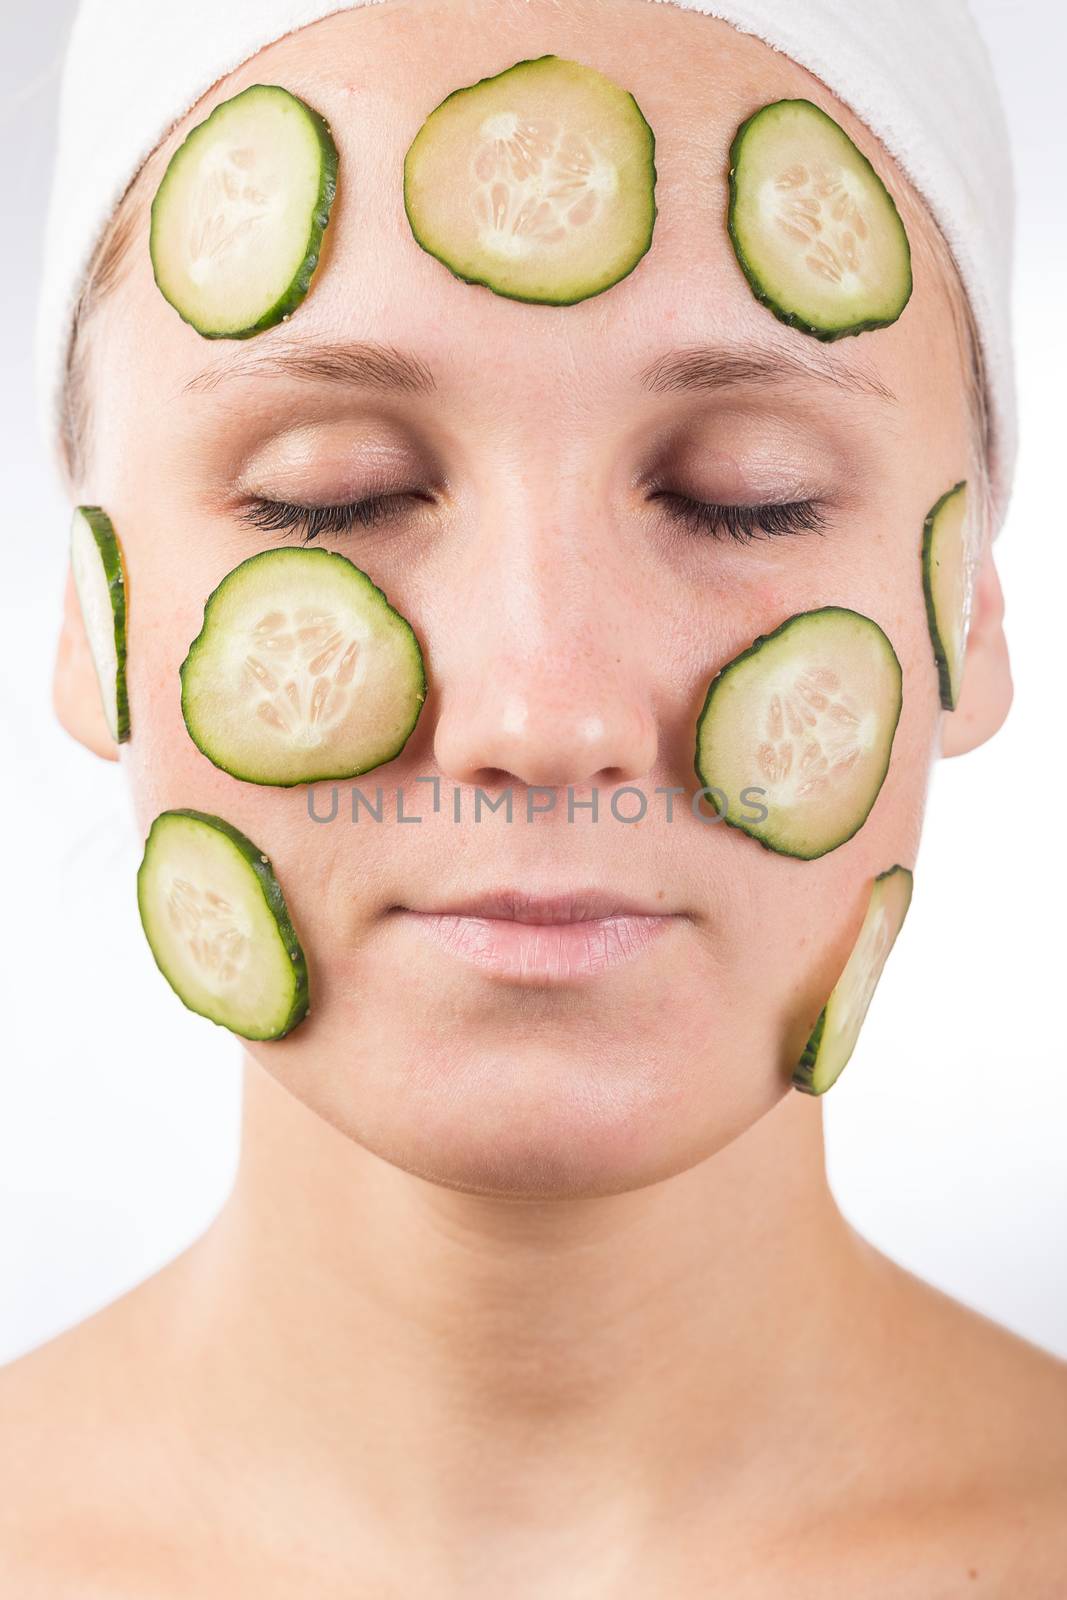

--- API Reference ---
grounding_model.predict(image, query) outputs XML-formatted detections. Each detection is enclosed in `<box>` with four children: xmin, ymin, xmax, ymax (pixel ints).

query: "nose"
<box><xmin>431</xmin><ymin>485</ymin><xmax>660</xmax><ymax>792</ymax></box>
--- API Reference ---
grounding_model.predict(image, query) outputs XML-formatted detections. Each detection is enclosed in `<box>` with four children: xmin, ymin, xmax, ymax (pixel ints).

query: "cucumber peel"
<box><xmin>921</xmin><ymin>480</ymin><xmax>969</xmax><ymax>710</ymax></box>
<box><xmin>694</xmin><ymin>607</ymin><xmax>903</xmax><ymax>860</ymax></box>
<box><xmin>180</xmin><ymin>546</ymin><xmax>427</xmax><ymax>787</ymax></box>
<box><xmin>137</xmin><ymin>808</ymin><xmax>309</xmax><ymax>1040</ymax></box>
<box><xmin>727</xmin><ymin>98</ymin><xmax>912</xmax><ymax>340</ymax></box>
<box><xmin>793</xmin><ymin>864</ymin><xmax>913</xmax><ymax>1095</ymax></box>
<box><xmin>149</xmin><ymin>83</ymin><xmax>339</xmax><ymax>338</ymax></box>
<box><xmin>403</xmin><ymin>54</ymin><xmax>656</xmax><ymax>305</ymax></box>
<box><xmin>69</xmin><ymin>505</ymin><xmax>130</xmax><ymax>744</ymax></box>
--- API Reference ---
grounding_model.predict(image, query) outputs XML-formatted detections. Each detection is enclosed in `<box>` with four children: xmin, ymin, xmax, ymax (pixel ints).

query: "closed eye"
<box><xmin>650</xmin><ymin>491</ymin><xmax>829</xmax><ymax>542</ymax></box>
<box><xmin>237</xmin><ymin>492</ymin><xmax>422</xmax><ymax>543</ymax></box>
<box><xmin>236</xmin><ymin>489</ymin><xmax>829</xmax><ymax>545</ymax></box>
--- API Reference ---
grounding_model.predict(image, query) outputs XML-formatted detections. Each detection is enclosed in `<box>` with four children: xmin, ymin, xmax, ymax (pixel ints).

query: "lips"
<box><xmin>389</xmin><ymin>886</ymin><xmax>684</xmax><ymax>982</ymax></box>
<box><xmin>398</xmin><ymin>887</ymin><xmax>673</xmax><ymax>924</ymax></box>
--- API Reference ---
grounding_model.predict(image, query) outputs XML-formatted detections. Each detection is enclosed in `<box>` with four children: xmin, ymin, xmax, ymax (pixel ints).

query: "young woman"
<box><xmin>5</xmin><ymin>0</ymin><xmax>1065</xmax><ymax>1591</ymax></box>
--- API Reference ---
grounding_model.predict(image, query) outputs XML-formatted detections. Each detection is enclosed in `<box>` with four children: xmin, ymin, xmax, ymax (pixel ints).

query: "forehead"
<box><xmin>109</xmin><ymin>0</ymin><xmax>953</xmax><ymax>420</ymax></box>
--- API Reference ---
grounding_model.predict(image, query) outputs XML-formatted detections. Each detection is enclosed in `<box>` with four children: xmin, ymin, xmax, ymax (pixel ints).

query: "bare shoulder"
<box><xmin>838</xmin><ymin>1249</ymin><xmax>1067</xmax><ymax>1596</ymax></box>
<box><xmin>0</xmin><ymin>1262</ymin><xmax>202</xmax><ymax>1599</ymax></box>
<box><xmin>882</xmin><ymin>1250</ymin><xmax>1067</xmax><ymax>1468</ymax></box>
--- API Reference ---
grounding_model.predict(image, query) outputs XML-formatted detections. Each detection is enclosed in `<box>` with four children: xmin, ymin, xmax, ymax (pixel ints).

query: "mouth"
<box><xmin>387</xmin><ymin>887</ymin><xmax>685</xmax><ymax>983</ymax></box>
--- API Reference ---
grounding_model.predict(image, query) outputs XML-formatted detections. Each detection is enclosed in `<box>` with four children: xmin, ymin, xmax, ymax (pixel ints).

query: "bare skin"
<box><xmin>4</xmin><ymin>0</ymin><xmax>1065</xmax><ymax>1593</ymax></box>
<box><xmin>3</xmin><ymin>1072</ymin><xmax>1067</xmax><ymax>1596</ymax></box>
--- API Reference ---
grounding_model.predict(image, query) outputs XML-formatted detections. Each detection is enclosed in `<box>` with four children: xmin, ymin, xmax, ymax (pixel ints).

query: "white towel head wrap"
<box><xmin>35</xmin><ymin>0</ymin><xmax>1018</xmax><ymax>527</ymax></box>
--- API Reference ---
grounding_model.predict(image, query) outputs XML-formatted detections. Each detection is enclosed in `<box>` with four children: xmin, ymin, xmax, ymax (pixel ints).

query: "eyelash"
<box><xmin>236</xmin><ymin>490</ymin><xmax>828</xmax><ymax>545</ymax></box>
<box><xmin>649</xmin><ymin>492</ymin><xmax>828</xmax><ymax>542</ymax></box>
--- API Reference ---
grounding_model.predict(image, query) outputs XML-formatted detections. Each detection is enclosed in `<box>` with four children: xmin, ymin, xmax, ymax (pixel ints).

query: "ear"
<box><xmin>53</xmin><ymin>559</ymin><xmax>119</xmax><ymax>761</ymax></box>
<box><xmin>940</xmin><ymin>541</ymin><xmax>1013</xmax><ymax>758</ymax></box>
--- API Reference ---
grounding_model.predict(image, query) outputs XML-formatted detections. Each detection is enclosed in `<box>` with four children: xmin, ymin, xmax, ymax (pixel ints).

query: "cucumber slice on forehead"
<box><xmin>69</xmin><ymin>506</ymin><xmax>130</xmax><ymax>744</ymax></box>
<box><xmin>793</xmin><ymin>864</ymin><xmax>913</xmax><ymax>1095</ymax></box>
<box><xmin>137</xmin><ymin>809</ymin><xmax>309</xmax><ymax>1040</ymax></box>
<box><xmin>727</xmin><ymin>98</ymin><xmax>912</xmax><ymax>339</ymax></box>
<box><xmin>149</xmin><ymin>84</ymin><xmax>338</xmax><ymax>338</ymax></box>
<box><xmin>180</xmin><ymin>547</ymin><xmax>427</xmax><ymax>787</ymax></box>
<box><xmin>921</xmin><ymin>480</ymin><xmax>970</xmax><ymax>711</ymax></box>
<box><xmin>694</xmin><ymin>607</ymin><xmax>902</xmax><ymax>860</ymax></box>
<box><xmin>403</xmin><ymin>54</ymin><xmax>657</xmax><ymax>305</ymax></box>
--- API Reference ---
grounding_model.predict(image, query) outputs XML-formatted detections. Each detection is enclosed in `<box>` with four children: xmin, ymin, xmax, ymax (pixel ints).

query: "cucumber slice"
<box><xmin>694</xmin><ymin>607</ymin><xmax>902</xmax><ymax>860</ymax></box>
<box><xmin>180</xmin><ymin>547</ymin><xmax>427</xmax><ymax>787</ymax></box>
<box><xmin>793</xmin><ymin>864</ymin><xmax>913</xmax><ymax>1095</ymax></box>
<box><xmin>149</xmin><ymin>84</ymin><xmax>338</xmax><ymax>338</ymax></box>
<box><xmin>403</xmin><ymin>54</ymin><xmax>656</xmax><ymax>305</ymax></box>
<box><xmin>137</xmin><ymin>809</ymin><xmax>309</xmax><ymax>1040</ymax></box>
<box><xmin>69</xmin><ymin>505</ymin><xmax>130</xmax><ymax>744</ymax></box>
<box><xmin>921</xmin><ymin>480</ymin><xmax>969</xmax><ymax>711</ymax></box>
<box><xmin>727</xmin><ymin>98</ymin><xmax>912</xmax><ymax>339</ymax></box>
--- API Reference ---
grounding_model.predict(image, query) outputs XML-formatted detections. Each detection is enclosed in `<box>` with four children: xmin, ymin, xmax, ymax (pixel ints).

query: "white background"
<box><xmin>1</xmin><ymin>1</ymin><xmax>1064</xmax><ymax>1365</ymax></box>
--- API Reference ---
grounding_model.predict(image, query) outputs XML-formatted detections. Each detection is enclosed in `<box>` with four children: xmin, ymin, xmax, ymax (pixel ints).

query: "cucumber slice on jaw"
<box><xmin>180</xmin><ymin>547</ymin><xmax>427</xmax><ymax>787</ymax></box>
<box><xmin>137</xmin><ymin>809</ymin><xmax>309</xmax><ymax>1040</ymax></box>
<box><xmin>727</xmin><ymin>98</ymin><xmax>912</xmax><ymax>339</ymax></box>
<box><xmin>149</xmin><ymin>83</ymin><xmax>338</xmax><ymax>338</ymax></box>
<box><xmin>921</xmin><ymin>480</ymin><xmax>970</xmax><ymax>710</ymax></box>
<box><xmin>403</xmin><ymin>54</ymin><xmax>657</xmax><ymax>305</ymax></box>
<box><xmin>694</xmin><ymin>607</ymin><xmax>903</xmax><ymax>860</ymax></box>
<box><xmin>793</xmin><ymin>864</ymin><xmax>913</xmax><ymax>1095</ymax></box>
<box><xmin>69</xmin><ymin>505</ymin><xmax>130</xmax><ymax>744</ymax></box>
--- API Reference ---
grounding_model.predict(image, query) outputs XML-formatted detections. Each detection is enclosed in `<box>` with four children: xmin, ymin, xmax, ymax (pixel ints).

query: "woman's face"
<box><xmin>75</xmin><ymin>0</ymin><xmax>989</xmax><ymax>1198</ymax></box>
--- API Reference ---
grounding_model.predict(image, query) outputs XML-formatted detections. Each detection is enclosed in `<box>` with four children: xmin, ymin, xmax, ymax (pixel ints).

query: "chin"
<box><xmin>264</xmin><ymin>1021</ymin><xmax>784</xmax><ymax>1201</ymax></box>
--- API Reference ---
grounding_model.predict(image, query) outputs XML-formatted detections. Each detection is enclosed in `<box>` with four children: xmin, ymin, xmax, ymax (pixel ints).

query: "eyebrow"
<box><xmin>636</xmin><ymin>340</ymin><xmax>898</xmax><ymax>405</ymax></box>
<box><xmin>179</xmin><ymin>335</ymin><xmax>898</xmax><ymax>406</ymax></box>
<box><xmin>180</xmin><ymin>340</ymin><xmax>438</xmax><ymax>398</ymax></box>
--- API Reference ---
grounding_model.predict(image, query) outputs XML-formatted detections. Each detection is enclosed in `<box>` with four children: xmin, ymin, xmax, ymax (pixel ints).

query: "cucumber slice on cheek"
<box><xmin>921</xmin><ymin>480</ymin><xmax>970</xmax><ymax>711</ymax></box>
<box><xmin>793</xmin><ymin>864</ymin><xmax>913</xmax><ymax>1095</ymax></box>
<box><xmin>403</xmin><ymin>54</ymin><xmax>656</xmax><ymax>305</ymax></box>
<box><xmin>727</xmin><ymin>98</ymin><xmax>912</xmax><ymax>339</ymax></box>
<box><xmin>180</xmin><ymin>547</ymin><xmax>427</xmax><ymax>787</ymax></box>
<box><xmin>694</xmin><ymin>607</ymin><xmax>903</xmax><ymax>860</ymax></box>
<box><xmin>70</xmin><ymin>506</ymin><xmax>130</xmax><ymax>744</ymax></box>
<box><xmin>137</xmin><ymin>810</ymin><xmax>309</xmax><ymax>1040</ymax></box>
<box><xmin>149</xmin><ymin>83</ymin><xmax>338</xmax><ymax>338</ymax></box>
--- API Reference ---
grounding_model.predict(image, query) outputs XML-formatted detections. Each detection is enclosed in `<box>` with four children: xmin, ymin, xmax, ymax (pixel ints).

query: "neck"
<box><xmin>160</xmin><ymin>1056</ymin><xmax>891</xmax><ymax>1571</ymax></box>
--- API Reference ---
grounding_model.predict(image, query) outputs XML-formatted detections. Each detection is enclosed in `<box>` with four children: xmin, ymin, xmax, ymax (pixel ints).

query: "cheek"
<box><xmin>118</xmin><ymin>527</ymin><xmax>310</xmax><ymax>864</ymax></box>
<box><xmin>866</xmin><ymin>556</ymin><xmax>943</xmax><ymax>847</ymax></box>
<box><xmin>117</xmin><ymin>519</ymin><xmax>392</xmax><ymax>1033</ymax></box>
<box><xmin>120</xmin><ymin>521</ymin><xmax>216</xmax><ymax>826</ymax></box>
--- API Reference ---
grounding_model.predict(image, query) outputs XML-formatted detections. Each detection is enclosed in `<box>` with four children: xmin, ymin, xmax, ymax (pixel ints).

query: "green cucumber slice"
<box><xmin>694</xmin><ymin>607</ymin><xmax>902</xmax><ymax>860</ymax></box>
<box><xmin>403</xmin><ymin>54</ymin><xmax>656</xmax><ymax>305</ymax></box>
<box><xmin>793</xmin><ymin>864</ymin><xmax>913</xmax><ymax>1095</ymax></box>
<box><xmin>921</xmin><ymin>480</ymin><xmax>969</xmax><ymax>710</ymax></box>
<box><xmin>180</xmin><ymin>547</ymin><xmax>427</xmax><ymax>787</ymax></box>
<box><xmin>69</xmin><ymin>505</ymin><xmax>130</xmax><ymax>744</ymax></box>
<box><xmin>137</xmin><ymin>809</ymin><xmax>309</xmax><ymax>1040</ymax></box>
<box><xmin>149</xmin><ymin>83</ymin><xmax>338</xmax><ymax>338</ymax></box>
<box><xmin>727</xmin><ymin>98</ymin><xmax>912</xmax><ymax>339</ymax></box>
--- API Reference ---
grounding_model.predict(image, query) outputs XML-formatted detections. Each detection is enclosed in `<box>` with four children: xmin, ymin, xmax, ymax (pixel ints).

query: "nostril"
<box><xmin>471</xmin><ymin>768</ymin><xmax>516</xmax><ymax>790</ymax></box>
